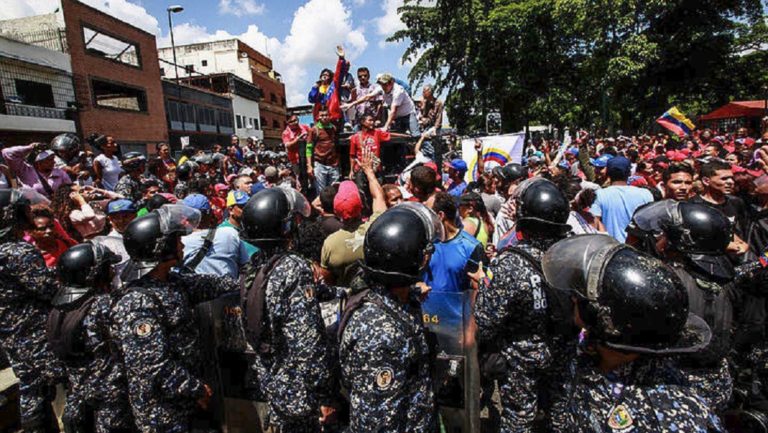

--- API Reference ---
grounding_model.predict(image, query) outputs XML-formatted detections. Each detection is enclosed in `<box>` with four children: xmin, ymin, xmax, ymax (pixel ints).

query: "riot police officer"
<box><xmin>0</xmin><ymin>188</ymin><xmax>63</xmax><ymax>432</ymax></box>
<box><xmin>628</xmin><ymin>200</ymin><xmax>743</xmax><ymax>413</ymax></box>
<box><xmin>491</xmin><ymin>162</ymin><xmax>527</xmax><ymax>246</ymax></box>
<box><xmin>110</xmin><ymin>204</ymin><xmax>238</xmax><ymax>432</ymax></box>
<box><xmin>114</xmin><ymin>152</ymin><xmax>147</xmax><ymax>203</ymax></box>
<box><xmin>338</xmin><ymin>202</ymin><xmax>442</xmax><ymax>433</ymax></box>
<box><xmin>51</xmin><ymin>132</ymin><xmax>90</xmax><ymax>181</ymax></box>
<box><xmin>542</xmin><ymin>234</ymin><xmax>722</xmax><ymax>432</ymax></box>
<box><xmin>239</xmin><ymin>186</ymin><xmax>336</xmax><ymax>432</ymax></box>
<box><xmin>48</xmin><ymin>242</ymin><xmax>134</xmax><ymax>433</ymax></box>
<box><xmin>474</xmin><ymin>177</ymin><xmax>577</xmax><ymax>431</ymax></box>
<box><xmin>173</xmin><ymin>161</ymin><xmax>197</xmax><ymax>199</ymax></box>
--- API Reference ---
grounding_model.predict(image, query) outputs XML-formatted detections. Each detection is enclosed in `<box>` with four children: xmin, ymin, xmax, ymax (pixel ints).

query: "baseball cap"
<box><xmin>107</xmin><ymin>199</ymin><xmax>136</xmax><ymax>215</ymax></box>
<box><xmin>606</xmin><ymin>156</ymin><xmax>631</xmax><ymax>178</ymax></box>
<box><xmin>444</xmin><ymin>158</ymin><xmax>468</xmax><ymax>173</ymax></box>
<box><xmin>590</xmin><ymin>154</ymin><xmax>615</xmax><ymax>168</ymax></box>
<box><xmin>333</xmin><ymin>181</ymin><xmax>363</xmax><ymax>221</ymax></box>
<box><xmin>182</xmin><ymin>193</ymin><xmax>211</xmax><ymax>211</ymax></box>
<box><xmin>35</xmin><ymin>150</ymin><xmax>55</xmax><ymax>162</ymax></box>
<box><xmin>226</xmin><ymin>190</ymin><xmax>250</xmax><ymax>207</ymax></box>
<box><xmin>376</xmin><ymin>72</ymin><xmax>394</xmax><ymax>85</ymax></box>
<box><xmin>214</xmin><ymin>183</ymin><xmax>229</xmax><ymax>193</ymax></box>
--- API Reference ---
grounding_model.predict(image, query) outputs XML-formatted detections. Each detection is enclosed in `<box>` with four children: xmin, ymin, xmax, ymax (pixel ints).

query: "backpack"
<box><xmin>240</xmin><ymin>253</ymin><xmax>286</xmax><ymax>354</ymax></box>
<box><xmin>47</xmin><ymin>297</ymin><xmax>96</xmax><ymax>361</ymax></box>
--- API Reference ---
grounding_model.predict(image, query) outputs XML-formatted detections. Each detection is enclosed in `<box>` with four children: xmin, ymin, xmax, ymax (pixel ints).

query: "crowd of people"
<box><xmin>2</xmin><ymin>46</ymin><xmax>768</xmax><ymax>433</ymax></box>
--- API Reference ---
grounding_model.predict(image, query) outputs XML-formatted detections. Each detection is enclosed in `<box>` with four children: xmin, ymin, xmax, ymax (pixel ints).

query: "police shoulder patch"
<box><xmin>135</xmin><ymin>321</ymin><xmax>153</xmax><ymax>338</ymax></box>
<box><xmin>607</xmin><ymin>404</ymin><xmax>633</xmax><ymax>430</ymax></box>
<box><xmin>374</xmin><ymin>367</ymin><xmax>394</xmax><ymax>391</ymax></box>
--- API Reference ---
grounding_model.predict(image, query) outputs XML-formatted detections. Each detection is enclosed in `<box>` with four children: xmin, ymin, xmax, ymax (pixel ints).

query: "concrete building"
<box><xmin>158</xmin><ymin>39</ymin><xmax>287</xmax><ymax>145</ymax></box>
<box><xmin>162</xmin><ymin>79</ymin><xmax>234</xmax><ymax>151</ymax></box>
<box><xmin>178</xmin><ymin>73</ymin><xmax>264</xmax><ymax>144</ymax></box>
<box><xmin>0</xmin><ymin>0</ymin><xmax>168</xmax><ymax>154</ymax></box>
<box><xmin>0</xmin><ymin>34</ymin><xmax>77</xmax><ymax>145</ymax></box>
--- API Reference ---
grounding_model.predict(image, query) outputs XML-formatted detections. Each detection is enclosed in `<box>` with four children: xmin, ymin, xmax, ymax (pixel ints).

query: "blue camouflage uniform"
<box><xmin>244</xmin><ymin>252</ymin><xmax>336</xmax><ymax>433</ymax></box>
<box><xmin>339</xmin><ymin>284</ymin><xmax>437</xmax><ymax>433</ymax></box>
<box><xmin>110</xmin><ymin>271</ymin><xmax>238</xmax><ymax>433</ymax></box>
<box><xmin>553</xmin><ymin>353</ymin><xmax>725</xmax><ymax>432</ymax></box>
<box><xmin>474</xmin><ymin>238</ymin><xmax>577</xmax><ymax>432</ymax></box>
<box><xmin>0</xmin><ymin>242</ymin><xmax>64</xmax><ymax>432</ymax></box>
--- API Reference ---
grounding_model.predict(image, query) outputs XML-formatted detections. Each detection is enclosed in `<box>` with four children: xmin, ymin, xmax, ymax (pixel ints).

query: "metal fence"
<box><xmin>0</xmin><ymin>29</ymin><xmax>68</xmax><ymax>53</ymax></box>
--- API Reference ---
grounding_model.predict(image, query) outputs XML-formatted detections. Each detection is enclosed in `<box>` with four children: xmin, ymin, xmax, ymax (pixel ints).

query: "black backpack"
<box><xmin>47</xmin><ymin>297</ymin><xmax>96</xmax><ymax>361</ymax></box>
<box><xmin>240</xmin><ymin>253</ymin><xmax>286</xmax><ymax>354</ymax></box>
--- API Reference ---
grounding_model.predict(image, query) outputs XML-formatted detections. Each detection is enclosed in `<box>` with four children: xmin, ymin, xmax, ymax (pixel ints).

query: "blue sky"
<box><xmin>4</xmin><ymin>0</ymin><xmax>417</xmax><ymax>106</ymax></box>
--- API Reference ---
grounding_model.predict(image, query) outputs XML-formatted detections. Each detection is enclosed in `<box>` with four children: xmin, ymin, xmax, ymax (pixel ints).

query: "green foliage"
<box><xmin>392</xmin><ymin>0</ymin><xmax>768</xmax><ymax>133</ymax></box>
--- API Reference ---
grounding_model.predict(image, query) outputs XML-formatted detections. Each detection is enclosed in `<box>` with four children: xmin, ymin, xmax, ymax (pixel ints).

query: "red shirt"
<box><xmin>349</xmin><ymin>129</ymin><xmax>390</xmax><ymax>171</ymax></box>
<box><xmin>282</xmin><ymin>124</ymin><xmax>310</xmax><ymax>165</ymax></box>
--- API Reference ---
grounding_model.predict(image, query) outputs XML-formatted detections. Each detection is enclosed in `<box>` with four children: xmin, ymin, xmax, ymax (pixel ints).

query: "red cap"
<box><xmin>424</xmin><ymin>162</ymin><xmax>438</xmax><ymax>174</ymax></box>
<box><xmin>334</xmin><ymin>181</ymin><xmax>363</xmax><ymax>221</ymax></box>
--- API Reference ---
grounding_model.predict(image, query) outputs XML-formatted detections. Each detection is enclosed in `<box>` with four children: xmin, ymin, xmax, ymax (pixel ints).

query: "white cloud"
<box><xmin>0</xmin><ymin>0</ymin><xmax>159</xmax><ymax>35</ymax></box>
<box><xmin>218</xmin><ymin>0</ymin><xmax>265</xmax><ymax>17</ymax></box>
<box><xmin>375</xmin><ymin>0</ymin><xmax>405</xmax><ymax>46</ymax></box>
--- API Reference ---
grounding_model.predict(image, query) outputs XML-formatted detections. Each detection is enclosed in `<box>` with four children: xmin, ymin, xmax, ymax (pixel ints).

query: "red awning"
<box><xmin>699</xmin><ymin>100</ymin><xmax>766</xmax><ymax>121</ymax></box>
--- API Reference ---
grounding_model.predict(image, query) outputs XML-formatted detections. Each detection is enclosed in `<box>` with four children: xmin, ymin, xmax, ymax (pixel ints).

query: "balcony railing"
<box><xmin>0</xmin><ymin>29</ymin><xmax>68</xmax><ymax>53</ymax></box>
<box><xmin>3</xmin><ymin>103</ymin><xmax>70</xmax><ymax>120</ymax></box>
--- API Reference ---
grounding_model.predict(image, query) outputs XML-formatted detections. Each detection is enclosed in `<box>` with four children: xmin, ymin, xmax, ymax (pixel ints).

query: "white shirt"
<box><xmin>373</xmin><ymin>83</ymin><xmax>416</xmax><ymax>119</ymax></box>
<box><xmin>95</xmin><ymin>154</ymin><xmax>122</xmax><ymax>191</ymax></box>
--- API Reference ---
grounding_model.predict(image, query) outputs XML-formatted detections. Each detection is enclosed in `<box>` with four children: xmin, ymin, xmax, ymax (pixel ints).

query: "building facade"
<box><xmin>0</xmin><ymin>35</ymin><xmax>77</xmax><ymax>146</ymax></box>
<box><xmin>157</xmin><ymin>39</ymin><xmax>287</xmax><ymax>145</ymax></box>
<box><xmin>162</xmin><ymin>80</ymin><xmax>234</xmax><ymax>151</ymax></box>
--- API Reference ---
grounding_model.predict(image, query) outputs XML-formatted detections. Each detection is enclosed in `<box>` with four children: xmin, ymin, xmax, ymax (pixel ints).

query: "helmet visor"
<box><xmin>156</xmin><ymin>204</ymin><xmax>201</xmax><ymax>235</ymax></box>
<box><xmin>541</xmin><ymin>234</ymin><xmax>623</xmax><ymax>300</ymax></box>
<box><xmin>606</xmin><ymin>313</ymin><xmax>712</xmax><ymax>355</ymax></box>
<box><xmin>278</xmin><ymin>185</ymin><xmax>311</xmax><ymax>218</ymax></box>
<box><xmin>15</xmin><ymin>187</ymin><xmax>50</xmax><ymax>206</ymax></box>
<box><xmin>394</xmin><ymin>202</ymin><xmax>445</xmax><ymax>243</ymax></box>
<box><xmin>629</xmin><ymin>200</ymin><xmax>680</xmax><ymax>235</ymax></box>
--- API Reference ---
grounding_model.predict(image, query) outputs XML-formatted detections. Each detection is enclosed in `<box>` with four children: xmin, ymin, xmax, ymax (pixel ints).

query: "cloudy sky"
<box><xmin>3</xmin><ymin>0</ymin><xmax>419</xmax><ymax>106</ymax></box>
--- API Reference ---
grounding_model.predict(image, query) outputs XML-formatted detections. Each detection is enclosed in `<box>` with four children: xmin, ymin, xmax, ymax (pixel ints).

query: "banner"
<box><xmin>461</xmin><ymin>133</ymin><xmax>525</xmax><ymax>183</ymax></box>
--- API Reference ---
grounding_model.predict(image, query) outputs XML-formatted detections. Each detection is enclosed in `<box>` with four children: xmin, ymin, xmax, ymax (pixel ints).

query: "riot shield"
<box><xmin>196</xmin><ymin>292</ymin><xmax>262</xmax><ymax>433</ymax></box>
<box><xmin>421</xmin><ymin>290</ymin><xmax>480</xmax><ymax>433</ymax></box>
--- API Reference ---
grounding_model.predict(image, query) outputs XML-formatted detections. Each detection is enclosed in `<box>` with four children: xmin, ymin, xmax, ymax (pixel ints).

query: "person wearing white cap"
<box><xmin>343</xmin><ymin>72</ymin><xmax>419</xmax><ymax>137</ymax></box>
<box><xmin>2</xmin><ymin>141</ymin><xmax>72</xmax><ymax>198</ymax></box>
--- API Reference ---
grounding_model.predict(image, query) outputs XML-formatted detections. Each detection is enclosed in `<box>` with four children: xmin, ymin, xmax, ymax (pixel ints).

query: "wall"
<box><xmin>232</xmin><ymin>94</ymin><xmax>263</xmax><ymax>141</ymax></box>
<box><xmin>62</xmin><ymin>0</ymin><xmax>167</xmax><ymax>151</ymax></box>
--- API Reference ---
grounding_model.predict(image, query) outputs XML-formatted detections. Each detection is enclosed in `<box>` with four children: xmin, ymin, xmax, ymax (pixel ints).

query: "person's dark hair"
<box><xmin>357</xmin><ymin>67</ymin><xmax>369</xmax><ymax>74</ymax></box>
<box><xmin>30</xmin><ymin>205</ymin><xmax>54</xmax><ymax>222</ymax></box>
<box><xmin>700</xmin><ymin>159</ymin><xmax>731</xmax><ymax>179</ymax></box>
<box><xmin>626</xmin><ymin>149</ymin><xmax>639</xmax><ymax>163</ymax></box>
<box><xmin>319</xmin><ymin>68</ymin><xmax>333</xmax><ymax>81</ymax></box>
<box><xmin>147</xmin><ymin>158</ymin><xmax>162</xmax><ymax>177</ymax></box>
<box><xmin>181</xmin><ymin>146</ymin><xmax>197</xmax><ymax>158</ymax></box>
<box><xmin>411</xmin><ymin>166</ymin><xmax>436</xmax><ymax>196</ymax></box>
<box><xmin>146</xmin><ymin>194</ymin><xmax>169</xmax><ymax>212</ymax></box>
<box><xmin>50</xmin><ymin>184</ymin><xmax>78</xmax><ymax>240</ymax></box>
<box><xmin>189</xmin><ymin>177</ymin><xmax>211</xmax><ymax>195</ymax></box>
<box><xmin>140</xmin><ymin>178</ymin><xmax>160</xmax><ymax>194</ymax></box>
<box><xmin>552</xmin><ymin>174</ymin><xmax>582</xmax><ymax>202</ymax></box>
<box><xmin>603</xmin><ymin>146</ymin><xmax>618</xmax><ymax>157</ymax></box>
<box><xmin>432</xmin><ymin>191</ymin><xmax>457</xmax><ymax>221</ymax></box>
<box><xmin>295</xmin><ymin>220</ymin><xmax>325</xmax><ymax>263</ymax></box>
<box><xmin>319</xmin><ymin>185</ymin><xmax>338</xmax><ymax>214</ymax></box>
<box><xmin>662</xmin><ymin>163</ymin><xmax>695</xmax><ymax>183</ymax></box>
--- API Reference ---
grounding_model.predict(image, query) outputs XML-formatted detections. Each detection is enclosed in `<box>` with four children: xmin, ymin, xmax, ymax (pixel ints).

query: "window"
<box><xmin>91</xmin><ymin>78</ymin><xmax>147</xmax><ymax>112</ymax></box>
<box><xmin>159</xmin><ymin>67</ymin><xmax>165</xmax><ymax>76</ymax></box>
<box><xmin>218</xmin><ymin>111</ymin><xmax>234</xmax><ymax>128</ymax></box>
<box><xmin>185</xmin><ymin>65</ymin><xmax>194</xmax><ymax>74</ymax></box>
<box><xmin>201</xmin><ymin>60</ymin><xmax>208</xmax><ymax>67</ymax></box>
<box><xmin>82</xmin><ymin>26</ymin><xmax>141</xmax><ymax>68</ymax></box>
<box><xmin>270</xmin><ymin>93</ymin><xmax>277</xmax><ymax>103</ymax></box>
<box><xmin>236</xmin><ymin>115</ymin><xmax>242</xmax><ymax>129</ymax></box>
<box><xmin>252</xmin><ymin>118</ymin><xmax>259</xmax><ymax>129</ymax></box>
<box><xmin>272</xmin><ymin>119</ymin><xmax>280</xmax><ymax>129</ymax></box>
<box><xmin>14</xmin><ymin>80</ymin><xmax>55</xmax><ymax>107</ymax></box>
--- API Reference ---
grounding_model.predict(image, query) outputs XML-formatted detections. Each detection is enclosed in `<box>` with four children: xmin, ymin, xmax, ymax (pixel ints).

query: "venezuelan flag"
<box><xmin>656</xmin><ymin>107</ymin><xmax>695</xmax><ymax>138</ymax></box>
<box><xmin>468</xmin><ymin>146</ymin><xmax>512</xmax><ymax>180</ymax></box>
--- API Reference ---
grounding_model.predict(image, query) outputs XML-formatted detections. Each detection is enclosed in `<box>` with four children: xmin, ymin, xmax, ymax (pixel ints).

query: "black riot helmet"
<box><xmin>176</xmin><ymin>161</ymin><xmax>197</xmax><ymax>182</ymax></box>
<box><xmin>514</xmin><ymin>178</ymin><xmax>571</xmax><ymax>237</ymax></box>
<box><xmin>50</xmin><ymin>133</ymin><xmax>81</xmax><ymax>153</ymax></box>
<box><xmin>492</xmin><ymin>163</ymin><xmax>526</xmax><ymax>198</ymax></box>
<box><xmin>542</xmin><ymin>234</ymin><xmax>711</xmax><ymax>354</ymax></box>
<box><xmin>361</xmin><ymin>203</ymin><xmax>444</xmax><ymax>288</ymax></box>
<box><xmin>54</xmin><ymin>243</ymin><xmax>120</xmax><ymax>307</ymax></box>
<box><xmin>240</xmin><ymin>186</ymin><xmax>311</xmax><ymax>249</ymax></box>
<box><xmin>123</xmin><ymin>204</ymin><xmax>201</xmax><ymax>279</ymax></box>
<box><xmin>122</xmin><ymin>152</ymin><xmax>147</xmax><ymax>172</ymax></box>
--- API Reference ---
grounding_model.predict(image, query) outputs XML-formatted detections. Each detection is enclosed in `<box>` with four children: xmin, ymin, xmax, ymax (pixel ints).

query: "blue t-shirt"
<box><xmin>422</xmin><ymin>230</ymin><xmax>482</xmax><ymax>326</ymax></box>
<box><xmin>447</xmin><ymin>181</ymin><xmax>467</xmax><ymax>197</ymax></box>
<box><xmin>590</xmin><ymin>185</ymin><xmax>653</xmax><ymax>243</ymax></box>
<box><xmin>182</xmin><ymin>226</ymin><xmax>251</xmax><ymax>279</ymax></box>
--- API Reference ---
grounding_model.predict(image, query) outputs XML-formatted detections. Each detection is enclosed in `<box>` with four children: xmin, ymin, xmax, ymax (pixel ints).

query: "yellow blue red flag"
<box><xmin>656</xmin><ymin>107</ymin><xmax>695</xmax><ymax>138</ymax></box>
